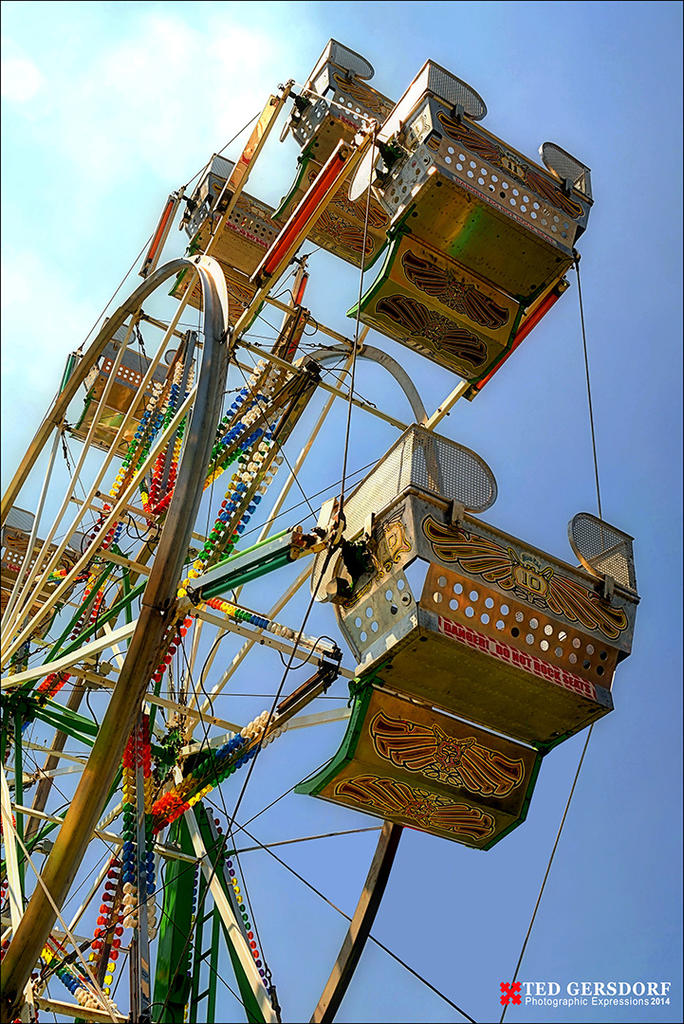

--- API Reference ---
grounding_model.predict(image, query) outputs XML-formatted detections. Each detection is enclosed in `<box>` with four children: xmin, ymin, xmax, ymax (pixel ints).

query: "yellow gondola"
<box><xmin>276</xmin><ymin>39</ymin><xmax>393</xmax><ymax>268</ymax></box>
<box><xmin>170</xmin><ymin>154</ymin><xmax>278</xmax><ymax>312</ymax></box>
<box><xmin>348</xmin><ymin>61</ymin><xmax>592</xmax><ymax>392</ymax></box>
<box><xmin>1</xmin><ymin>507</ymin><xmax>79</xmax><ymax>638</ymax></box>
<box><xmin>70</xmin><ymin>325</ymin><xmax>170</xmax><ymax>455</ymax></box>
<box><xmin>299</xmin><ymin>426</ymin><xmax>638</xmax><ymax>845</ymax></box>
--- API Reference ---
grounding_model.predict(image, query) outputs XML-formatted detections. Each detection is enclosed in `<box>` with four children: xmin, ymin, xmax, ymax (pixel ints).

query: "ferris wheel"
<box><xmin>1</xmin><ymin>39</ymin><xmax>640</xmax><ymax>1024</ymax></box>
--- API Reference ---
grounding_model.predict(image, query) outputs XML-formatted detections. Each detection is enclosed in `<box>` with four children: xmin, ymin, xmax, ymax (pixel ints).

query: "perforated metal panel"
<box><xmin>309</xmin><ymin>39</ymin><xmax>375</xmax><ymax>83</ymax></box>
<box><xmin>423</xmin><ymin>64</ymin><xmax>487</xmax><ymax>120</ymax></box>
<box><xmin>1</xmin><ymin>520</ymin><xmax>79</xmax><ymax>623</ymax></box>
<box><xmin>71</xmin><ymin>324</ymin><xmax>170</xmax><ymax>455</ymax></box>
<box><xmin>342</xmin><ymin>425</ymin><xmax>497</xmax><ymax>541</ymax></box>
<box><xmin>569</xmin><ymin>513</ymin><xmax>636</xmax><ymax>592</ymax></box>
<box><xmin>2</xmin><ymin>507</ymin><xmax>34</xmax><ymax>538</ymax></box>
<box><xmin>183</xmin><ymin>155</ymin><xmax>278</xmax><ymax>260</ymax></box>
<box><xmin>99</xmin><ymin>335</ymin><xmax>168</xmax><ymax>390</ymax></box>
<box><xmin>206</xmin><ymin>153</ymin><xmax>234</xmax><ymax>179</ymax></box>
<box><xmin>311</xmin><ymin>427</ymin><xmax>497</xmax><ymax>600</ymax></box>
<box><xmin>289</xmin><ymin>41</ymin><xmax>393</xmax><ymax>159</ymax></box>
<box><xmin>540</xmin><ymin>143</ymin><xmax>592</xmax><ymax>199</ymax></box>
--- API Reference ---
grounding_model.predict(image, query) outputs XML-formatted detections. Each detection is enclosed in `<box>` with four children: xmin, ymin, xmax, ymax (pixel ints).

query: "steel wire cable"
<box><xmin>499</xmin><ymin>254</ymin><xmax>605</xmax><ymax>1023</ymax></box>
<box><xmin>178</xmin><ymin>632</ymin><xmax>270</xmax><ymax>972</ymax></box>
<box><xmin>232</xmin><ymin>352</ymin><xmax>319</xmax><ymax>521</ymax></box>
<box><xmin>499</xmin><ymin>727</ymin><xmax>593</xmax><ymax>1023</ymax></box>
<box><xmin>574</xmin><ymin>255</ymin><xmax>603</xmax><ymax>519</ymax></box>
<box><xmin>148</xmin><ymin>871</ymin><xmax>246</xmax><ymax>1019</ymax></box>
<box><xmin>237</xmin><ymin>822</ymin><xmax>478</xmax><ymax>1023</ymax></box>
<box><xmin>3</xmin><ymin>100</ymin><xmax>311</xmax><ymax>1020</ymax></box>
<box><xmin>150</xmin><ymin>623</ymin><xmax>284</xmax><ymax>1022</ymax></box>
<box><xmin>338</xmin><ymin>129</ymin><xmax>377</xmax><ymax>517</ymax></box>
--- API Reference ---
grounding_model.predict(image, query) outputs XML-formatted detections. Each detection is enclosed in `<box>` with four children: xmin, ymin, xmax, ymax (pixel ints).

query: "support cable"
<box><xmin>73</xmin><ymin>235</ymin><xmax>153</xmax><ymax>357</ymax></box>
<box><xmin>150</xmin><ymin>614</ymin><xmax>343</xmax><ymax>1014</ymax></box>
<box><xmin>178</xmin><ymin>633</ymin><xmax>270</xmax><ymax>977</ymax></box>
<box><xmin>148</xmin><ymin>866</ymin><xmax>246</xmax><ymax>1020</ymax></box>
<box><xmin>239</xmin><ymin>822</ymin><xmax>477</xmax><ymax>1023</ymax></box>
<box><xmin>150</xmin><ymin>818</ymin><xmax>254</xmax><ymax>1023</ymax></box>
<box><xmin>228</xmin><ymin>825</ymin><xmax>382</xmax><ymax>855</ymax></box>
<box><xmin>14</xmin><ymin>747</ymin><xmax>120</xmax><ymax>908</ymax></box>
<box><xmin>499</xmin><ymin>728</ymin><xmax>593</xmax><ymax>1023</ymax></box>
<box><xmin>574</xmin><ymin>255</ymin><xmax>603</xmax><ymax>519</ymax></box>
<box><xmin>233</xmin><ymin>354</ymin><xmax>318</xmax><ymax>521</ymax></box>
<box><xmin>228</xmin><ymin>825</ymin><xmax>268</xmax><ymax>977</ymax></box>
<box><xmin>181</xmin><ymin>110</ymin><xmax>261</xmax><ymax>195</ymax></box>
<box><xmin>500</xmin><ymin>257</ymin><xmax>605</xmax><ymax>1022</ymax></box>
<box><xmin>151</xmin><ymin>614</ymin><xmax>295</xmax><ymax>1021</ymax></box>
<box><xmin>338</xmin><ymin>129</ymin><xmax>376</xmax><ymax>517</ymax></box>
<box><xmin>54</xmin><ymin>108</ymin><xmax>259</xmax><ymax>389</ymax></box>
<box><xmin>5</xmin><ymin>819</ymin><xmax>118</xmax><ymax>1021</ymax></box>
<box><xmin>223</xmin><ymin>544</ymin><xmax>337</xmax><ymax>835</ymax></box>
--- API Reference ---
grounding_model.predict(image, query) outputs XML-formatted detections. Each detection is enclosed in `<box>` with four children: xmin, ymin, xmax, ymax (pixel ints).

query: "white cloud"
<box><xmin>0</xmin><ymin>6</ymin><xmax>319</xmax><ymax>462</ymax></box>
<box><xmin>2</xmin><ymin>11</ymin><xmax>295</xmax><ymax>190</ymax></box>
<box><xmin>1</xmin><ymin>249</ymin><xmax>97</xmax><ymax>472</ymax></box>
<box><xmin>1</xmin><ymin>44</ymin><xmax>44</xmax><ymax>102</ymax></box>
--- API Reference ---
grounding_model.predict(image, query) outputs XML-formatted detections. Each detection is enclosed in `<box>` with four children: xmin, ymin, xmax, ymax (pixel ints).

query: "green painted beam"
<box><xmin>45</xmin><ymin>579</ymin><xmax>147</xmax><ymax>666</ymax></box>
<box><xmin>194</xmin><ymin>804</ymin><xmax>266</xmax><ymax>1024</ymax></box>
<box><xmin>18</xmin><ymin>579</ymin><xmax>146</xmax><ymax>695</ymax></box>
<box><xmin>59</xmin><ymin>352</ymin><xmax>78</xmax><ymax>393</ymax></box>
<box><xmin>152</xmin><ymin>817</ymin><xmax>196</xmax><ymax>1023</ymax></box>
<box><xmin>189</xmin><ymin>873</ymin><xmax>210</xmax><ymax>1020</ymax></box>
<box><xmin>207</xmin><ymin>906</ymin><xmax>221</xmax><ymax>1023</ymax></box>
<box><xmin>194</xmin><ymin>530</ymin><xmax>292</xmax><ymax>600</ymax></box>
<box><xmin>199</xmin><ymin>550</ymin><xmax>292</xmax><ymax>599</ymax></box>
<box><xmin>35</xmin><ymin>700</ymin><xmax>98</xmax><ymax>742</ymax></box>
<box><xmin>0</xmin><ymin>767</ymin><xmax>124</xmax><ymax>878</ymax></box>
<box><xmin>45</xmin><ymin>562</ymin><xmax>114</xmax><ymax>665</ymax></box>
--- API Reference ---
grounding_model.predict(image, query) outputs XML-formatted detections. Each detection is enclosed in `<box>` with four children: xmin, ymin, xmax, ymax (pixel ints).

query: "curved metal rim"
<box><xmin>433</xmin><ymin>434</ymin><xmax>498</xmax><ymax>514</ymax></box>
<box><xmin>304</xmin><ymin>343</ymin><xmax>427</xmax><ymax>424</ymax></box>
<box><xmin>311</xmin><ymin>821</ymin><xmax>402</xmax><ymax>1022</ymax></box>
<box><xmin>0</xmin><ymin>256</ymin><xmax>226</xmax><ymax>527</ymax></box>
<box><xmin>349</xmin><ymin>63</ymin><xmax>486</xmax><ymax>202</ymax></box>
<box><xmin>540</xmin><ymin>141</ymin><xmax>591</xmax><ymax>180</ymax></box>
<box><xmin>311</xmin><ymin>39</ymin><xmax>375</xmax><ymax>84</ymax></box>
<box><xmin>2</xmin><ymin>255</ymin><xmax>230</xmax><ymax>1016</ymax></box>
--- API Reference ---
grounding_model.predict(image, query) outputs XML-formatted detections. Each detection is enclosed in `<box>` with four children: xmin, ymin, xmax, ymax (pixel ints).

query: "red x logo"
<box><xmin>500</xmin><ymin>982</ymin><xmax>522</xmax><ymax>1005</ymax></box>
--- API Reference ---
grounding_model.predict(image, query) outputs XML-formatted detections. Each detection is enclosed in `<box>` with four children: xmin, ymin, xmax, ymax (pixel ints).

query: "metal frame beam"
<box><xmin>311</xmin><ymin>822</ymin><xmax>403</xmax><ymax>1022</ymax></box>
<box><xmin>188</xmin><ymin>604</ymin><xmax>353</xmax><ymax>679</ymax></box>
<box><xmin>237</xmin><ymin>341</ymin><xmax>411</xmax><ymax>432</ymax></box>
<box><xmin>12</xmin><ymin>804</ymin><xmax>196</xmax><ymax>863</ymax></box>
<box><xmin>36</xmin><ymin>996</ymin><xmax>127</xmax><ymax>1023</ymax></box>
<box><xmin>307</xmin><ymin>342</ymin><xmax>427</xmax><ymax>425</ymax></box>
<box><xmin>1</xmin><ymin>621</ymin><xmax>137</xmax><ymax>690</ymax></box>
<box><xmin>185</xmin><ymin>806</ymin><xmax>276</xmax><ymax>1023</ymax></box>
<box><xmin>1</xmin><ymin>254</ymin><xmax>230</xmax><ymax>1018</ymax></box>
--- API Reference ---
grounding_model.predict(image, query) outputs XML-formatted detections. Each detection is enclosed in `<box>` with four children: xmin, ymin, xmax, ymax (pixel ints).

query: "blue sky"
<box><xmin>1</xmin><ymin>3</ymin><xmax>682</xmax><ymax>1023</ymax></box>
